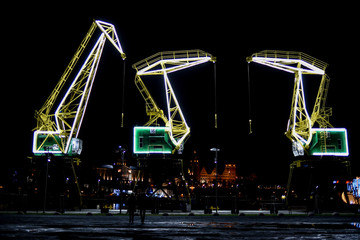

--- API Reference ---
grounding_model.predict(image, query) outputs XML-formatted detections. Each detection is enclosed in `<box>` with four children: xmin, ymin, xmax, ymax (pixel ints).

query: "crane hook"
<box><xmin>214</xmin><ymin>61</ymin><xmax>218</xmax><ymax>129</ymax></box>
<box><xmin>249</xmin><ymin>119</ymin><xmax>252</xmax><ymax>134</ymax></box>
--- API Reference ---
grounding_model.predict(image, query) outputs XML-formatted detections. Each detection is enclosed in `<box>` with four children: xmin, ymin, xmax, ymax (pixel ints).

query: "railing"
<box><xmin>132</xmin><ymin>49</ymin><xmax>213</xmax><ymax>71</ymax></box>
<box><xmin>250</xmin><ymin>50</ymin><xmax>328</xmax><ymax>71</ymax></box>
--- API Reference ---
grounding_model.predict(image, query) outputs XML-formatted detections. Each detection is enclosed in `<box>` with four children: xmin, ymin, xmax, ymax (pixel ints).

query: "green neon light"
<box><xmin>309</xmin><ymin>128</ymin><xmax>349</xmax><ymax>156</ymax></box>
<box><xmin>33</xmin><ymin>131</ymin><xmax>82</xmax><ymax>156</ymax></box>
<box><xmin>133</xmin><ymin>127</ymin><xmax>175</xmax><ymax>154</ymax></box>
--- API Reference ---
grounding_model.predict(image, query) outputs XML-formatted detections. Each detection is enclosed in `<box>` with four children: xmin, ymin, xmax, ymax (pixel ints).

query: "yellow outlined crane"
<box><xmin>247</xmin><ymin>50</ymin><xmax>348</xmax><ymax>156</ymax></box>
<box><xmin>33</xmin><ymin>20</ymin><xmax>126</xmax><ymax>156</ymax></box>
<box><xmin>132</xmin><ymin>50</ymin><xmax>215</xmax><ymax>154</ymax></box>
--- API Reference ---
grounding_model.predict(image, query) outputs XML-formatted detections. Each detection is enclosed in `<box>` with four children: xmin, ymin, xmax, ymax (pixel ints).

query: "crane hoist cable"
<box><xmin>33</xmin><ymin>20</ymin><xmax>126</xmax><ymax>156</ymax></box>
<box><xmin>247</xmin><ymin>62</ymin><xmax>252</xmax><ymax>134</ymax></box>
<box><xmin>121</xmin><ymin>59</ymin><xmax>126</xmax><ymax>128</ymax></box>
<box><xmin>213</xmin><ymin>60</ymin><xmax>218</xmax><ymax>129</ymax></box>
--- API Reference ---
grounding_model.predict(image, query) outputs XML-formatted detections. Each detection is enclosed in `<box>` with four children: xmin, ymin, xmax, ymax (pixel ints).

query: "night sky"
<box><xmin>3</xmin><ymin>3</ymin><xmax>359</xmax><ymax>185</ymax></box>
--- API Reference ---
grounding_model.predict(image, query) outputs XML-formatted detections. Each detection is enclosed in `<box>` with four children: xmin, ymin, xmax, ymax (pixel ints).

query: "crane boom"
<box><xmin>132</xmin><ymin>49</ymin><xmax>215</xmax><ymax>154</ymax></box>
<box><xmin>33</xmin><ymin>20</ymin><xmax>126</xmax><ymax>156</ymax></box>
<box><xmin>35</xmin><ymin>22</ymin><xmax>98</xmax><ymax>133</ymax></box>
<box><xmin>247</xmin><ymin>50</ymin><xmax>335</xmax><ymax>156</ymax></box>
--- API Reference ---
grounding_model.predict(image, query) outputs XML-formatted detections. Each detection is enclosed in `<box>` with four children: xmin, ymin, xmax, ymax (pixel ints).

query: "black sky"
<box><xmin>3</xmin><ymin>3</ymin><xmax>359</xmax><ymax>184</ymax></box>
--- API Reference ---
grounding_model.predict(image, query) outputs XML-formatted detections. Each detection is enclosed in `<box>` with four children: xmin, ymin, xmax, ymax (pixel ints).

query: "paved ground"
<box><xmin>1</xmin><ymin>212</ymin><xmax>359</xmax><ymax>239</ymax></box>
<box><xmin>0</xmin><ymin>209</ymin><xmax>307</xmax><ymax>216</ymax></box>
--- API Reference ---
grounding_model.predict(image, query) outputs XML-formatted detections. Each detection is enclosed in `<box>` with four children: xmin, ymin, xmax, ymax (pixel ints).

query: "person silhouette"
<box><xmin>138</xmin><ymin>193</ymin><xmax>147</xmax><ymax>223</ymax></box>
<box><xmin>127</xmin><ymin>194</ymin><xmax>136</xmax><ymax>223</ymax></box>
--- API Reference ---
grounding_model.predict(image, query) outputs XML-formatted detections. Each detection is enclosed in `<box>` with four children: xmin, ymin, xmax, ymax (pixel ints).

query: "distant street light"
<box><xmin>210</xmin><ymin>148</ymin><xmax>220</xmax><ymax>216</ymax></box>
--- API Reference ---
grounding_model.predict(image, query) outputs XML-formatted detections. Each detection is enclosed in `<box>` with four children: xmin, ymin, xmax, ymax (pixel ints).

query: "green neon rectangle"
<box><xmin>309</xmin><ymin>128</ymin><xmax>349</xmax><ymax>156</ymax></box>
<box><xmin>33</xmin><ymin>132</ymin><xmax>82</xmax><ymax>157</ymax></box>
<box><xmin>133</xmin><ymin>127</ymin><xmax>175</xmax><ymax>154</ymax></box>
<box><xmin>34</xmin><ymin>133</ymin><xmax>64</xmax><ymax>156</ymax></box>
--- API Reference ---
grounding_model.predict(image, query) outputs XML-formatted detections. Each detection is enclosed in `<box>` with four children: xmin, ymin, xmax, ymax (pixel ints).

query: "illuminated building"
<box><xmin>199</xmin><ymin>164</ymin><xmax>237</xmax><ymax>187</ymax></box>
<box><xmin>188</xmin><ymin>152</ymin><xmax>201</xmax><ymax>185</ymax></box>
<box><xmin>342</xmin><ymin>177</ymin><xmax>360</xmax><ymax>205</ymax></box>
<box><xmin>95</xmin><ymin>158</ymin><xmax>142</xmax><ymax>195</ymax></box>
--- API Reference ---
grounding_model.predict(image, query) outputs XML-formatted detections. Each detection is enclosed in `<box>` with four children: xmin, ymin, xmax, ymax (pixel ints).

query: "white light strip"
<box><xmin>300</xmin><ymin>74</ymin><xmax>312</xmax><ymax>147</ymax></box>
<box><xmin>74</xmin><ymin>37</ymin><xmax>106</xmax><ymax>139</ymax></box>
<box><xmin>311</xmin><ymin>152</ymin><xmax>349</xmax><ymax>156</ymax></box>
<box><xmin>137</xmin><ymin>57</ymin><xmax>211</xmax><ymax>76</ymax></box>
<box><xmin>55</xmin><ymin>35</ymin><xmax>106</xmax><ymax>130</ymax></box>
<box><xmin>163</xmin><ymin>71</ymin><xmax>172</xmax><ymax>130</ymax></box>
<box><xmin>133</xmin><ymin>150</ymin><xmax>172</xmax><ymax>154</ymax></box>
<box><xmin>290</xmin><ymin>73</ymin><xmax>313</xmax><ymax>148</ymax></box>
<box><xmin>163</xmin><ymin>71</ymin><xmax>190</xmax><ymax>147</ymax></box>
<box><xmin>253</xmin><ymin>60</ymin><xmax>295</xmax><ymax>74</ymax></box>
<box><xmin>311</xmin><ymin>128</ymin><xmax>348</xmax><ymax>132</ymax></box>
<box><xmin>252</xmin><ymin>57</ymin><xmax>325</xmax><ymax>75</ymax></box>
<box><xmin>133</xmin><ymin>127</ymin><xmax>137</xmax><ymax>154</ymax></box>
<box><xmin>55</xmin><ymin>34</ymin><xmax>107</xmax><ymax>154</ymax></box>
<box><xmin>95</xmin><ymin>20</ymin><xmax>125</xmax><ymax>57</ymax></box>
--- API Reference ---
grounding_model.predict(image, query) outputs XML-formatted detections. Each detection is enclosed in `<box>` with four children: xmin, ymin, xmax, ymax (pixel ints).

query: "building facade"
<box><xmin>199</xmin><ymin>164</ymin><xmax>237</xmax><ymax>187</ymax></box>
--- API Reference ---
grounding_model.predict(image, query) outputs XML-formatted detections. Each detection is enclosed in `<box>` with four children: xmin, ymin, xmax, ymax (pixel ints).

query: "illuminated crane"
<box><xmin>33</xmin><ymin>20</ymin><xmax>126</xmax><ymax>156</ymax></box>
<box><xmin>132</xmin><ymin>49</ymin><xmax>215</xmax><ymax>154</ymax></box>
<box><xmin>247</xmin><ymin>50</ymin><xmax>348</xmax><ymax>156</ymax></box>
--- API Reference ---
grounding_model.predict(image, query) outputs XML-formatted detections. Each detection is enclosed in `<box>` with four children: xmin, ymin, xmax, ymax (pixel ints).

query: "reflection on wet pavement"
<box><xmin>0</xmin><ymin>215</ymin><xmax>359</xmax><ymax>239</ymax></box>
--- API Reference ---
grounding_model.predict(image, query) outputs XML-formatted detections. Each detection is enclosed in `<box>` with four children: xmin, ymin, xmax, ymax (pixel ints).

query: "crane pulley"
<box><xmin>247</xmin><ymin>50</ymin><xmax>348</xmax><ymax>156</ymax></box>
<box><xmin>132</xmin><ymin>49</ymin><xmax>215</xmax><ymax>154</ymax></box>
<box><xmin>33</xmin><ymin>20</ymin><xmax>126</xmax><ymax>156</ymax></box>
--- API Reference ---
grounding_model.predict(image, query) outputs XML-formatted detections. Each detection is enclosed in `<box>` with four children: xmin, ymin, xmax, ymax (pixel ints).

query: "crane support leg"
<box><xmin>70</xmin><ymin>158</ymin><xmax>83</xmax><ymax>209</ymax></box>
<box><xmin>286</xmin><ymin>160</ymin><xmax>302</xmax><ymax>206</ymax></box>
